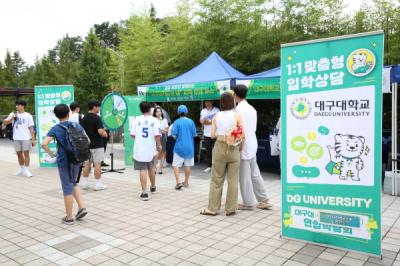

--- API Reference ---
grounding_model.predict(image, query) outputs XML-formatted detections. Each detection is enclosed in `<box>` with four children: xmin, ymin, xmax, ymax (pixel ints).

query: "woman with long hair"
<box><xmin>153</xmin><ymin>106</ymin><xmax>169</xmax><ymax>174</ymax></box>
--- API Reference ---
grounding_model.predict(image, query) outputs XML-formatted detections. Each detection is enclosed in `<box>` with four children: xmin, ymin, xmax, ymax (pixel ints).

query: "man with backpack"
<box><xmin>42</xmin><ymin>104</ymin><xmax>89</xmax><ymax>225</ymax></box>
<box><xmin>80</xmin><ymin>100</ymin><xmax>108</xmax><ymax>191</ymax></box>
<box><xmin>2</xmin><ymin>99</ymin><xmax>36</xmax><ymax>177</ymax></box>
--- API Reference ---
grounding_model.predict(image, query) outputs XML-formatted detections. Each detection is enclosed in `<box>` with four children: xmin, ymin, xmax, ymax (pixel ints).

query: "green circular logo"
<box><xmin>61</xmin><ymin>91</ymin><xmax>72</xmax><ymax>101</ymax></box>
<box><xmin>307</xmin><ymin>143</ymin><xmax>324</xmax><ymax>160</ymax></box>
<box><xmin>291</xmin><ymin>136</ymin><xmax>307</xmax><ymax>152</ymax></box>
<box><xmin>290</xmin><ymin>98</ymin><xmax>312</xmax><ymax>120</ymax></box>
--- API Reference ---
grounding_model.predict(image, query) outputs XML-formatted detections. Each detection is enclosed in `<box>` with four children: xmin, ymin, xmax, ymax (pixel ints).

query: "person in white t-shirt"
<box><xmin>153</xmin><ymin>106</ymin><xmax>169</xmax><ymax>174</ymax></box>
<box><xmin>200</xmin><ymin>101</ymin><xmax>219</xmax><ymax>173</ymax></box>
<box><xmin>233</xmin><ymin>85</ymin><xmax>272</xmax><ymax>210</ymax></box>
<box><xmin>130</xmin><ymin>101</ymin><xmax>162</xmax><ymax>201</ymax></box>
<box><xmin>2</xmin><ymin>99</ymin><xmax>36</xmax><ymax>177</ymax></box>
<box><xmin>69</xmin><ymin>102</ymin><xmax>82</xmax><ymax>124</ymax></box>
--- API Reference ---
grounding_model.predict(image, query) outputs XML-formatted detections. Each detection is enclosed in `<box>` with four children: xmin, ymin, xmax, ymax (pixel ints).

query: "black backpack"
<box><xmin>7</xmin><ymin>123</ymin><xmax>14</xmax><ymax>140</ymax></box>
<box><xmin>57</xmin><ymin>122</ymin><xmax>91</xmax><ymax>164</ymax></box>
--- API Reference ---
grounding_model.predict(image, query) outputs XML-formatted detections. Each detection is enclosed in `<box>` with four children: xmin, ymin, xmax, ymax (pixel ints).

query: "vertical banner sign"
<box><xmin>281</xmin><ymin>31</ymin><xmax>383</xmax><ymax>255</ymax></box>
<box><xmin>35</xmin><ymin>85</ymin><xmax>74</xmax><ymax>167</ymax></box>
<box><xmin>123</xmin><ymin>96</ymin><xmax>143</xmax><ymax>165</ymax></box>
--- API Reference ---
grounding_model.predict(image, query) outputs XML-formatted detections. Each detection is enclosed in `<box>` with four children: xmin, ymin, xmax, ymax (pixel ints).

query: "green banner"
<box><xmin>237</xmin><ymin>78</ymin><xmax>280</xmax><ymax>99</ymax></box>
<box><xmin>35</xmin><ymin>85</ymin><xmax>74</xmax><ymax>167</ymax></box>
<box><xmin>281</xmin><ymin>31</ymin><xmax>383</xmax><ymax>255</ymax></box>
<box><xmin>138</xmin><ymin>80</ymin><xmax>230</xmax><ymax>102</ymax></box>
<box><xmin>123</xmin><ymin>96</ymin><xmax>144</xmax><ymax>165</ymax></box>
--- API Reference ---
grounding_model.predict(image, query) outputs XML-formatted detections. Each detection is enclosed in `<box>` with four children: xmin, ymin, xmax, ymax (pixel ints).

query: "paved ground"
<box><xmin>1</xmin><ymin>139</ymin><xmax>400</xmax><ymax>266</ymax></box>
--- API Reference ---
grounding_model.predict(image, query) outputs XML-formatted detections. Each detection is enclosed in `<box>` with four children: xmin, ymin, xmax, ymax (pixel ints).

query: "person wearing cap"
<box><xmin>171</xmin><ymin>105</ymin><xmax>197</xmax><ymax>190</ymax></box>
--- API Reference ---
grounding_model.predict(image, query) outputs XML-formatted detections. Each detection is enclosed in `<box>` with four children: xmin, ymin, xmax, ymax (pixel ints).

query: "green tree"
<box><xmin>76</xmin><ymin>30</ymin><xmax>109</xmax><ymax>105</ymax></box>
<box><xmin>0</xmin><ymin>61</ymin><xmax>5</xmax><ymax>86</ymax></box>
<box><xmin>33</xmin><ymin>56</ymin><xmax>62</xmax><ymax>85</ymax></box>
<box><xmin>54</xmin><ymin>35</ymin><xmax>82</xmax><ymax>83</ymax></box>
<box><xmin>119</xmin><ymin>14</ymin><xmax>165</xmax><ymax>94</ymax></box>
<box><xmin>94</xmin><ymin>22</ymin><xmax>121</xmax><ymax>49</ymax></box>
<box><xmin>3</xmin><ymin>51</ymin><xmax>16</xmax><ymax>87</ymax></box>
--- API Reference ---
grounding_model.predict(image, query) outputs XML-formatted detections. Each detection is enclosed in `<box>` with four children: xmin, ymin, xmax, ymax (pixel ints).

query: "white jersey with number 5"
<box><xmin>130</xmin><ymin>115</ymin><xmax>160</xmax><ymax>162</ymax></box>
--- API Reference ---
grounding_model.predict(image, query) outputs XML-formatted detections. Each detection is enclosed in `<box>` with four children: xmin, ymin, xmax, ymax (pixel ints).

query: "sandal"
<box><xmin>200</xmin><ymin>209</ymin><xmax>217</xmax><ymax>216</ymax></box>
<box><xmin>226</xmin><ymin>211</ymin><xmax>236</xmax><ymax>216</ymax></box>
<box><xmin>237</xmin><ymin>204</ymin><xmax>254</xmax><ymax>210</ymax></box>
<box><xmin>257</xmin><ymin>200</ymin><xmax>272</xmax><ymax>210</ymax></box>
<box><xmin>62</xmin><ymin>216</ymin><xmax>74</xmax><ymax>225</ymax></box>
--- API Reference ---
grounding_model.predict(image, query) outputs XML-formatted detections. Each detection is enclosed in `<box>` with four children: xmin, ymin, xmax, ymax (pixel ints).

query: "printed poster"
<box><xmin>35</xmin><ymin>85</ymin><xmax>74</xmax><ymax>167</ymax></box>
<box><xmin>281</xmin><ymin>31</ymin><xmax>383</xmax><ymax>255</ymax></box>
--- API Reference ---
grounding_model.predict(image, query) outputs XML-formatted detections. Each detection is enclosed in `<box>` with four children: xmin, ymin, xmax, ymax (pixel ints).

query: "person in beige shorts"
<box><xmin>3</xmin><ymin>99</ymin><xmax>36</xmax><ymax>177</ymax></box>
<box><xmin>80</xmin><ymin>100</ymin><xmax>108</xmax><ymax>191</ymax></box>
<box><xmin>90</xmin><ymin>148</ymin><xmax>105</xmax><ymax>164</ymax></box>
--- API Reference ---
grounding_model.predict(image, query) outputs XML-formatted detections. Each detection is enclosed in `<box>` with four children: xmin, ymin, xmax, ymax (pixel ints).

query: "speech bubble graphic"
<box><xmin>307</xmin><ymin>143</ymin><xmax>324</xmax><ymax>160</ymax></box>
<box><xmin>318</xmin><ymin>126</ymin><xmax>329</xmax><ymax>135</ymax></box>
<box><xmin>292</xmin><ymin>165</ymin><xmax>320</xmax><ymax>178</ymax></box>
<box><xmin>291</xmin><ymin>136</ymin><xmax>307</xmax><ymax>152</ymax></box>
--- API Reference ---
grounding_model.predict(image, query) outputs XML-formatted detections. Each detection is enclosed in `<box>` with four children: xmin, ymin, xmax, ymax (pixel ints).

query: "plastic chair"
<box><xmin>198</xmin><ymin>139</ymin><xmax>206</xmax><ymax>164</ymax></box>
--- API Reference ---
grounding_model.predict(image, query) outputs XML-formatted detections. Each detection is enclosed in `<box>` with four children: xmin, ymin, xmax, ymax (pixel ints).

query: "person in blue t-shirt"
<box><xmin>42</xmin><ymin>104</ymin><xmax>88</xmax><ymax>225</ymax></box>
<box><xmin>172</xmin><ymin>105</ymin><xmax>197</xmax><ymax>190</ymax></box>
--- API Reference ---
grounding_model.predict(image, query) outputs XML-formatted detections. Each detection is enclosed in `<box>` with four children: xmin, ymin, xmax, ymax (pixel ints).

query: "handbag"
<box><xmin>225</xmin><ymin>113</ymin><xmax>243</xmax><ymax>146</ymax></box>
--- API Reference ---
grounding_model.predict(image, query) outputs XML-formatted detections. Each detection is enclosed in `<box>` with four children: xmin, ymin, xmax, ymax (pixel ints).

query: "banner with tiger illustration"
<box><xmin>280</xmin><ymin>31</ymin><xmax>383</xmax><ymax>256</ymax></box>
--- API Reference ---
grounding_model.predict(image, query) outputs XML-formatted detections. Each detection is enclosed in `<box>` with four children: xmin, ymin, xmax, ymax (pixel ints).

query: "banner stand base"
<box><xmin>280</xmin><ymin>235</ymin><xmax>381</xmax><ymax>258</ymax></box>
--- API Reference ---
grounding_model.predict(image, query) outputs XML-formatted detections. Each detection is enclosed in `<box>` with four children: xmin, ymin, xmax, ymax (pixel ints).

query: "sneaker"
<box><xmin>24</xmin><ymin>169</ymin><xmax>33</xmax><ymax>178</ymax></box>
<box><xmin>82</xmin><ymin>183</ymin><xmax>90</xmax><ymax>190</ymax></box>
<box><xmin>101</xmin><ymin>162</ymin><xmax>109</xmax><ymax>167</ymax></box>
<box><xmin>203</xmin><ymin>167</ymin><xmax>212</xmax><ymax>173</ymax></box>
<box><xmin>94</xmin><ymin>184</ymin><xmax>107</xmax><ymax>191</ymax></box>
<box><xmin>150</xmin><ymin>186</ymin><xmax>156</xmax><ymax>193</ymax></box>
<box><xmin>175</xmin><ymin>183</ymin><xmax>183</xmax><ymax>190</ymax></box>
<box><xmin>14</xmin><ymin>169</ymin><xmax>24</xmax><ymax>176</ymax></box>
<box><xmin>75</xmin><ymin>208</ymin><xmax>88</xmax><ymax>220</ymax></box>
<box><xmin>62</xmin><ymin>217</ymin><xmax>74</xmax><ymax>225</ymax></box>
<box><xmin>140</xmin><ymin>192</ymin><xmax>149</xmax><ymax>201</ymax></box>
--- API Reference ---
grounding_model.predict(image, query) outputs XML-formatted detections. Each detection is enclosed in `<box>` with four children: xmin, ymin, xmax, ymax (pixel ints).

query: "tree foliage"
<box><xmin>76</xmin><ymin>30</ymin><xmax>109</xmax><ymax>107</ymax></box>
<box><xmin>1</xmin><ymin>0</ymin><xmax>400</xmax><ymax>126</ymax></box>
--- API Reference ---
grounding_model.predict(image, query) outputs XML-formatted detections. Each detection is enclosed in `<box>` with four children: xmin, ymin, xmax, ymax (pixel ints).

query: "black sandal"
<box><xmin>62</xmin><ymin>217</ymin><xmax>74</xmax><ymax>225</ymax></box>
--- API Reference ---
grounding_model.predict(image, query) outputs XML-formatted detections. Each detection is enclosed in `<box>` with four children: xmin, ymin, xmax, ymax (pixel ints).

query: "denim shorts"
<box><xmin>57</xmin><ymin>164</ymin><xmax>81</xmax><ymax>195</ymax></box>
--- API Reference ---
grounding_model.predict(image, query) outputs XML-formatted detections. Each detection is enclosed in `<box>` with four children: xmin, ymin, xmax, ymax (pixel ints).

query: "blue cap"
<box><xmin>177</xmin><ymin>105</ymin><xmax>188</xmax><ymax>114</ymax></box>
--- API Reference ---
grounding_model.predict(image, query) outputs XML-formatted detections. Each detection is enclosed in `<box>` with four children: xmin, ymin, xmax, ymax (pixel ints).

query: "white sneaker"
<box><xmin>82</xmin><ymin>183</ymin><xmax>90</xmax><ymax>190</ymax></box>
<box><xmin>94</xmin><ymin>184</ymin><xmax>107</xmax><ymax>191</ymax></box>
<box><xmin>203</xmin><ymin>167</ymin><xmax>212</xmax><ymax>173</ymax></box>
<box><xmin>14</xmin><ymin>169</ymin><xmax>24</xmax><ymax>176</ymax></box>
<box><xmin>24</xmin><ymin>169</ymin><xmax>33</xmax><ymax>178</ymax></box>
